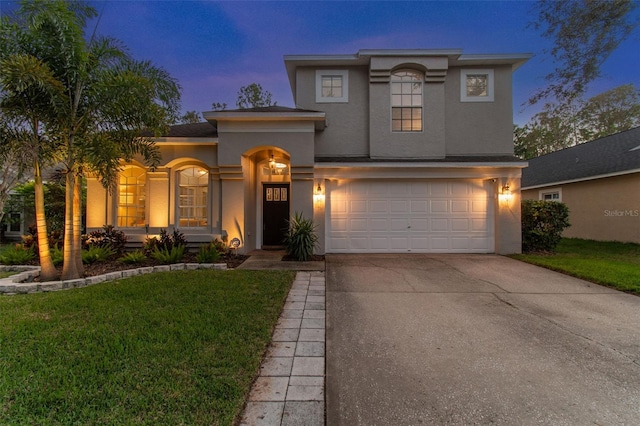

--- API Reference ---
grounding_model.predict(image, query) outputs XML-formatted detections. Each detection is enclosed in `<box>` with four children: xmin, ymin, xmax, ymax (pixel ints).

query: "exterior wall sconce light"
<box><xmin>499</xmin><ymin>184</ymin><xmax>513</xmax><ymax>203</ymax></box>
<box><xmin>314</xmin><ymin>182</ymin><xmax>325</xmax><ymax>204</ymax></box>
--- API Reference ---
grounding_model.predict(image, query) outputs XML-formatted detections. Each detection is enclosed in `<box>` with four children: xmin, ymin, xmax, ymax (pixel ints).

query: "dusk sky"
<box><xmin>1</xmin><ymin>0</ymin><xmax>639</xmax><ymax>125</ymax></box>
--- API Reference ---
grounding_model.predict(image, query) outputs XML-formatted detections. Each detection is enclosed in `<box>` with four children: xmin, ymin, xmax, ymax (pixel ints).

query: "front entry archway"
<box><xmin>262</xmin><ymin>183</ymin><xmax>290</xmax><ymax>247</ymax></box>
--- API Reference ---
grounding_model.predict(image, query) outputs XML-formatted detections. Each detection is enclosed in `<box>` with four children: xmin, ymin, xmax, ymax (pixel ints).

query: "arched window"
<box><xmin>118</xmin><ymin>165</ymin><xmax>146</xmax><ymax>227</ymax></box>
<box><xmin>178</xmin><ymin>167</ymin><xmax>209</xmax><ymax>227</ymax></box>
<box><xmin>391</xmin><ymin>70</ymin><xmax>423</xmax><ymax>132</ymax></box>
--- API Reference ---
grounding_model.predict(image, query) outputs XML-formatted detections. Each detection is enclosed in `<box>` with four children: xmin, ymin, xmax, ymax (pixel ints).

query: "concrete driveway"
<box><xmin>326</xmin><ymin>254</ymin><xmax>640</xmax><ymax>425</ymax></box>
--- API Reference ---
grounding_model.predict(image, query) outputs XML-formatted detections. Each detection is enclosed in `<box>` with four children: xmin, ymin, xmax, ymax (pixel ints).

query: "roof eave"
<box><xmin>202</xmin><ymin>110</ymin><xmax>327</xmax><ymax>131</ymax></box>
<box><xmin>522</xmin><ymin>168</ymin><xmax>640</xmax><ymax>190</ymax></box>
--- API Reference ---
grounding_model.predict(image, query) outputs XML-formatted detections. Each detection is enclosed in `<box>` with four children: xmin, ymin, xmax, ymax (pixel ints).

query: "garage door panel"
<box><xmin>431</xmin><ymin>218</ymin><xmax>449</xmax><ymax>232</ymax></box>
<box><xmin>411</xmin><ymin>218</ymin><xmax>428</xmax><ymax>231</ymax></box>
<box><xmin>411</xmin><ymin>200</ymin><xmax>428</xmax><ymax>213</ymax></box>
<box><xmin>351</xmin><ymin>200</ymin><xmax>367</xmax><ymax>213</ymax></box>
<box><xmin>451</xmin><ymin>182</ymin><xmax>470</xmax><ymax>195</ymax></box>
<box><xmin>471</xmin><ymin>218</ymin><xmax>488</xmax><ymax>231</ymax></box>
<box><xmin>371</xmin><ymin>237</ymin><xmax>389</xmax><ymax>249</ymax></box>
<box><xmin>350</xmin><ymin>237</ymin><xmax>368</xmax><ymax>250</ymax></box>
<box><xmin>430</xmin><ymin>182</ymin><xmax>448</xmax><ymax>195</ymax></box>
<box><xmin>452</xmin><ymin>237</ymin><xmax>470</xmax><ymax>249</ymax></box>
<box><xmin>332</xmin><ymin>218</ymin><xmax>348</xmax><ymax>232</ymax></box>
<box><xmin>431</xmin><ymin>200</ymin><xmax>449</xmax><ymax>213</ymax></box>
<box><xmin>451</xmin><ymin>219</ymin><xmax>469</xmax><ymax>232</ymax></box>
<box><xmin>351</xmin><ymin>219</ymin><xmax>368</xmax><ymax>231</ymax></box>
<box><xmin>327</xmin><ymin>180</ymin><xmax>494</xmax><ymax>253</ymax></box>
<box><xmin>410</xmin><ymin>239</ymin><xmax>429</xmax><ymax>250</ymax></box>
<box><xmin>370</xmin><ymin>200</ymin><xmax>388</xmax><ymax>213</ymax></box>
<box><xmin>331</xmin><ymin>199</ymin><xmax>347</xmax><ymax>214</ymax></box>
<box><xmin>431</xmin><ymin>237</ymin><xmax>450</xmax><ymax>250</ymax></box>
<box><xmin>471</xmin><ymin>237</ymin><xmax>490</xmax><ymax>250</ymax></box>
<box><xmin>390</xmin><ymin>218</ymin><xmax>408</xmax><ymax>231</ymax></box>
<box><xmin>451</xmin><ymin>200</ymin><xmax>469</xmax><ymax>213</ymax></box>
<box><xmin>472</xmin><ymin>199</ymin><xmax>487</xmax><ymax>212</ymax></box>
<box><xmin>391</xmin><ymin>200</ymin><xmax>409</xmax><ymax>212</ymax></box>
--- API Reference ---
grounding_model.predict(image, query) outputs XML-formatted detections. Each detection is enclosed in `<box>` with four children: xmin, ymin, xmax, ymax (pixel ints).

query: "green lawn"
<box><xmin>0</xmin><ymin>271</ymin><xmax>15</xmax><ymax>279</ymax></box>
<box><xmin>0</xmin><ymin>269</ymin><xmax>295</xmax><ymax>425</ymax></box>
<box><xmin>511</xmin><ymin>238</ymin><xmax>640</xmax><ymax>294</ymax></box>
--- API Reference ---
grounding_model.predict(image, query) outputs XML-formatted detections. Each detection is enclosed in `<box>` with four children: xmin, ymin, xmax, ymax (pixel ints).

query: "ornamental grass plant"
<box><xmin>283</xmin><ymin>212</ymin><xmax>318</xmax><ymax>261</ymax></box>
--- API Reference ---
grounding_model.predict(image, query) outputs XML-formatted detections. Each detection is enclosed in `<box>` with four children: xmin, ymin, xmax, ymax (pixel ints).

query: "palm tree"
<box><xmin>0</xmin><ymin>52</ymin><xmax>64</xmax><ymax>282</ymax></box>
<box><xmin>1</xmin><ymin>1</ymin><xmax>180</xmax><ymax>281</ymax></box>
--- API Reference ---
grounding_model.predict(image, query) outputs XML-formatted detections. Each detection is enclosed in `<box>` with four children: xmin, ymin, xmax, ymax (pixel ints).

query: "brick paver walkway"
<box><xmin>240</xmin><ymin>271</ymin><xmax>325</xmax><ymax>425</ymax></box>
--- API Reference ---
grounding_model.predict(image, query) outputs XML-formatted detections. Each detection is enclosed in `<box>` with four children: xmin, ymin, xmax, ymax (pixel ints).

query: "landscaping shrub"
<box><xmin>151</xmin><ymin>245</ymin><xmax>185</xmax><ymax>264</ymax></box>
<box><xmin>0</xmin><ymin>244</ymin><xmax>35</xmax><ymax>265</ymax></box>
<box><xmin>51</xmin><ymin>245</ymin><xmax>64</xmax><ymax>266</ymax></box>
<box><xmin>144</xmin><ymin>228</ymin><xmax>188</xmax><ymax>255</ymax></box>
<box><xmin>521</xmin><ymin>200</ymin><xmax>570</xmax><ymax>253</ymax></box>
<box><xmin>118</xmin><ymin>250</ymin><xmax>147</xmax><ymax>264</ymax></box>
<box><xmin>21</xmin><ymin>226</ymin><xmax>64</xmax><ymax>251</ymax></box>
<box><xmin>82</xmin><ymin>245</ymin><xmax>116</xmax><ymax>264</ymax></box>
<box><xmin>85</xmin><ymin>225</ymin><xmax>128</xmax><ymax>254</ymax></box>
<box><xmin>284</xmin><ymin>212</ymin><xmax>318</xmax><ymax>261</ymax></box>
<box><xmin>196</xmin><ymin>242</ymin><xmax>222</xmax><ymax>263</ymax></box>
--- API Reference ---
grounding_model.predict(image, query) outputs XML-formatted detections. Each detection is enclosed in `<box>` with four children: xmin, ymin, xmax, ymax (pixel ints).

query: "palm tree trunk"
<box><xmin>73</xmin><ymin>169</ymin><xmax>84</xmax><ymax>275</ymax></box>
<box><xmin>61</xmin><ymin>169</ymin><xmax>79</xmax><ymax>281</ymax></box>
<box><xmin>34</xmin><ymin>161</ymin><xmax>58</xmax><ymax>282</ymax></box>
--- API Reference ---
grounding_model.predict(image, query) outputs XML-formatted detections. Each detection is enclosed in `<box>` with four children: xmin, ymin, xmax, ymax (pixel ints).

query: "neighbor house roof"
<box><xmin>521</xmin><ymin>127</ymin><xmax>640</xmax><ymax>189</ymax></box>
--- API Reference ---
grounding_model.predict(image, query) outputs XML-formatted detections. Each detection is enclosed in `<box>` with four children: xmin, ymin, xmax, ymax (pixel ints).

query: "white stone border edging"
<box><xmin>0</xmin><ymin>263</ymin><xmax>227</xmax><ymax>295</ymax></box>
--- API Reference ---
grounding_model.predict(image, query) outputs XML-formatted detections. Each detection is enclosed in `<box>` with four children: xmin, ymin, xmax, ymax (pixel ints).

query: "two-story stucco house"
<box><xmin>86</xmin><ymin>49</ymin><xmax>531</xmax><ymax>254</ymax></box>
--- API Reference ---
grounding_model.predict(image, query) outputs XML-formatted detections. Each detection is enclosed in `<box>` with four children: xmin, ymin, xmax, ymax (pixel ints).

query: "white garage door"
<box><xmin>327</xmin><ymin>180</ymin><xmax>494</xmax><ymax>253</ymax></box>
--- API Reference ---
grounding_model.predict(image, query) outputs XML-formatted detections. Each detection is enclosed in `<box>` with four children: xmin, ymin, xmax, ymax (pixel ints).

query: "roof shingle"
<box><xmin>521</xmin><ymin>127</ymin><xmax>640</xmax><ymax>188</ymax></box>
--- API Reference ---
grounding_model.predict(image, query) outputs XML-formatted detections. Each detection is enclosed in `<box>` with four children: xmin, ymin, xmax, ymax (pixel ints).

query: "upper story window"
<box><xmin>461</xmin><ymin>69</ymin><xmax>494</xmax><ymax>102</ymax></box>
<box><xmin>178</xmin><ymin>167</ymin><xmax>209</xmax><ymax>228</ymax></box>
<box><xmin>315</xmin><ymin>70</ymin><xmax>348</xmax><ymax>103</ymax></box>
<box><xmin>391</xmin><ymin>70</ymin><xmax>423</xmax><ymax>132</ymax></box>
<box><xmin>118</xmin><ymin>165</ymin><xmax>146</xmax><ymax>228</ymax></box>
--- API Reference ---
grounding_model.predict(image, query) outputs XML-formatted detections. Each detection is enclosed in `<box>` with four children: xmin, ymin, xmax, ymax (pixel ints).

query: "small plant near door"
<box><xmin>283</xmin><ymin>212</ymin><xmax>318</xmax><ymax>261</ymax></box>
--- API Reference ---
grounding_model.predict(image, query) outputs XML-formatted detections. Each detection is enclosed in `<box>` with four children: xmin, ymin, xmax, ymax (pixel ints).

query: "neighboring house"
<box><xmin>521</xmin><ymin>127</ymin><xmax>640</xmax><ymax>244</ymax></box>
<box><xmin>86</xmin><ymin>49</ymin><xmax>531</xmax><ymax>254</ymax></box>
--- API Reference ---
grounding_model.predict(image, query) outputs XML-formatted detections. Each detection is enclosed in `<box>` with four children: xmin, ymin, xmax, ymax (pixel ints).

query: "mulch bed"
<box><xmin>29</xmin><ymin>252</ymin><xmax>248</xmax><ymax>280</ymax></box>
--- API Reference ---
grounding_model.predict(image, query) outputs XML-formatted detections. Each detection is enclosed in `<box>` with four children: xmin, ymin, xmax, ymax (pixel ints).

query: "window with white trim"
<box><xmin>460</xmin><ymin>69</ymin><xmax>494</xmax><ymax>102</ymax></box>
<box><xmin>391</xmin><ymin>70</ymin><xmax>423</xmax><ymax>132</ymax></box>
<box><xmin>316</xmin><ymin>70</ymin><xmax>348</xmax><ymax>103</ymax></box>
<box><xmin>118</xmin><ymin>165</ymin><xmax>146</xmax><ymax>227</ymax></box>
<box><xmin>178</xmin><ymin>167</ymin><xmax>209</xmax><ymax>227</ymax></box>
<box><xmin>539</xmin><ymin>188</ymin><xmax>562</xmax><ymax>202</ymax></box>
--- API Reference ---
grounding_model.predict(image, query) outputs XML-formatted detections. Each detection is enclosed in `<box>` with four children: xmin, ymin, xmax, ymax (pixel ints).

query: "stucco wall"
<box><xmin>294</xmin><ymin>60</ymin><xmax>515</xmax><ymax>159</ymax></box>
<box><xmin>522</xmin><ymin>173</ymin><xmax>640</xmax><ymax>244</ymax></box>
<box><xmin>295</xmin><ymin>66</ymin><xmax>370</xmax><ymax>157</ymax></box>
<box><xmin>445</xmin><ymin>66</ymin><xmax>514</xmax><ymax>156</ymax></box>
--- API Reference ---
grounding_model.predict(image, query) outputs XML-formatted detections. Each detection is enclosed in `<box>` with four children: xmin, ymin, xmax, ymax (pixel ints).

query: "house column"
<box><xmin>219</xmin><ymin>164</ymin><xmax>246</xmax><ymax>252</ymax></box>
<box><xmin>495</xmin><ymin>175</ymin><xmax>523</xmax><ymax>254</ymax></box>
<box><xmin>147</xmin><ymin>171</ymin><xmax>169</xmax><ymax>230</ymax></box>
<box><xmin>86</xmin><ymin>175</ymin><xmax>107</xmax><ymax>230</ymax></box>
<box><xmin>290</xmin><ymin>164</ymin><xmax>317</xmax><ymax>252</ymax></box>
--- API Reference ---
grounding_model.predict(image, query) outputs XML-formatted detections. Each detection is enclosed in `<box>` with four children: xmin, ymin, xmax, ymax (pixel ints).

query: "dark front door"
<box><xmin>263</xmin><ymin>183</ymin><xmax>290</xmax><ymax>247</ymax></box>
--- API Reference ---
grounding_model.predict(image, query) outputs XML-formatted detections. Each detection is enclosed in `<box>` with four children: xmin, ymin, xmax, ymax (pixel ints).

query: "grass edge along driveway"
<box><xmin>511</xmin><ymin>238</ymin><xmax>640</xmax><ymax>294</ymax></box>
<box><xmin>0</xmin><ymin>269</ymin><xmax>295</xmax><ymax>425</ymax></box>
